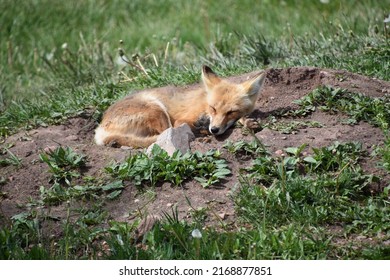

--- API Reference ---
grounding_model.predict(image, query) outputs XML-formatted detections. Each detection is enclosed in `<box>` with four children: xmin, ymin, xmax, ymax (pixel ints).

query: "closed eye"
<box><xmin>227</xmin><ymin>110</ymin><xmax>238</xmax><ymax>115</ymax></box>
<box><xmin>210</xmin><ymin>106</ymin><xmax>216</xmax><ymax>114</ymax></box>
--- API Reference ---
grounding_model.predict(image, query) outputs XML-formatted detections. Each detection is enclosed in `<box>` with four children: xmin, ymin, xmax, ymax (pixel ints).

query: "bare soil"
<box><xmin>1</xmin><ymin>66</ymin><xmax>390</xmax><ymax>230</ymax></box>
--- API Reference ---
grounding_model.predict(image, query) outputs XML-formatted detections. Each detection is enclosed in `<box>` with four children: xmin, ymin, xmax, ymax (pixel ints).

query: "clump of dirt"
<box><xmin>1</xmin><ymin>66</ymin><xmax>390</xmax><ymax>229</ymax></box>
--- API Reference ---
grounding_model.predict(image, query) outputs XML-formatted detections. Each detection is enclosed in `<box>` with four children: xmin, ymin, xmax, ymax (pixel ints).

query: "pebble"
<box><xmin>275</xmin><ymin>150</ymin><xmax>285</xmax><ymax>157</ymax></box>
<box><xmin>25</xmin><ymin>151</ymin><xmax>33</xmax><ymax>157</ymax></box>
<box><xmin>43</xmin><ymin>145</ymin><xmax>58</xmax><ymax>153</ymax></box>
<box><xmin>65</xmin><ymin>135</ymin><xmax>79</xmax><ymax>141</ymax></box>
<box><xmin>218</xmin><ymin>212</ymin><xmax>227</xmax><ymax>220</ymax></box>
<box><xmin>120</xmin><ymin>146</ymin><xmax>132</xmax><ymax>150</ymax></box>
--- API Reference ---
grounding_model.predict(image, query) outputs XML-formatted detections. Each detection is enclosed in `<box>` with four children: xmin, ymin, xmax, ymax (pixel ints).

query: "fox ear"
<box><xmin>244</xmin><ymin>72</ymin><xmax>266</xmax><ymax>96</ymax></box>
<box><xmin>202</xmin><ymin>65</ymin><xmax>221</xmax><ymax>90</ymax></box>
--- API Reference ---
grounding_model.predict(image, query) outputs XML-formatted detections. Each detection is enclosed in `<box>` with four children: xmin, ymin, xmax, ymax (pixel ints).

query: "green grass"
<box><xmin>382</xmin><ymin>139</ymin><xmax>390</xmax><ymax>172</ymax></box>
<box><xmin>0</xmin><ymin>0</ymin><xmax>388</xmax><ymax>135</ymax></box>
<box><xmin>236</xmin><ymin>142</ymin><xmax>381</xmax><ymax>226</ymax></box>
<box><xmin>263</xmin><ymin>117</ymin><xmax>324</xmax><ymax>134</ymax></box>
<box><xmin>1</xmin><ymin>139</ymin><xmax>389</xmax><ymax>260</ymax></box>
<box><xmin>292</xmin><ymin>86</ymin><xmax>390</xmax><ymax>129</ymax></box>
<box><xmin>1</xmin><ymin>0</ymin><xmax>390</xmax><ymax>260</ymax></box>
<box><xmin>0</xmin><ymin>147</ymin><xmax>22</xmax><ymax>168</ymax></box>
<box><xmin>1</xmin><ymin>0</ymin><xmax>388</xmax><ymax>109</ymax></box>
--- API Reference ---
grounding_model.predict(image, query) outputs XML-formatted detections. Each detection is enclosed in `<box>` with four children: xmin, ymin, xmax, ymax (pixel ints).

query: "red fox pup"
<box><xmin>95</xmin><ymin>66</ymin><xmax>266</xmax><ymax>148</ymax></box>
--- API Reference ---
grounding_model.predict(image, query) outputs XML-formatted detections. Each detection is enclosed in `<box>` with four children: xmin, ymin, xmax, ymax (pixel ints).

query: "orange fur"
<box><xmin>95</xmin><ymin>66</ymin><xmax>266</xmax><ymax>148</ymax></box>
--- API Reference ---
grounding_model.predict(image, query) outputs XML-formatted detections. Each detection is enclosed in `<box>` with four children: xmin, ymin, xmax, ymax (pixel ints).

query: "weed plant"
<box><xmin>0</xmin><ymin>148</ymin><xmax>22</xmax><ymax>168</ymax></box>
<box><xmin>106</xmin><ymin>145</ymin><xmax>231</xmax><ymax>188</ymax></box>
<box><xmin>39</xmin><ymin>146</ymin><xmax>86</xmax><ymax>185</ymax></box>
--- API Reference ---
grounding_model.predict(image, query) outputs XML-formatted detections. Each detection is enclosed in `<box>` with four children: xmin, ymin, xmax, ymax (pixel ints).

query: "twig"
<box><xmin>118</xmin><ymin>48</ymin><xmax>149</xmax><ymax>77</ymax></box>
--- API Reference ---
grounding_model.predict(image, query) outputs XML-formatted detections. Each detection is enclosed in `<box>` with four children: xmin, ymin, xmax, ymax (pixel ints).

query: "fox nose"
<box><xmin>210</xmin><ymin>126</ymin><xmax>220</xmax><ymax>134</ymax></box>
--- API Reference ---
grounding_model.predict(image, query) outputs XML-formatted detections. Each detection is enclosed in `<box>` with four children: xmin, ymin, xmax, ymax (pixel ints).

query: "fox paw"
<box><xmin>108</xmin><ymin>140</ymin><xmax>121</xmax><ymax>148</ymax></box>
<box><xmin>198</xmin><ymin>136</ymin><xmax>212</xmax><ymax>143</ymax></box>
<box><xmin>199</xmin><ymin>128</ymin><xmax>210</xmax><ymax>135</ymax></box>
<box><xmin>243</xmin><ymin>118</ymin><xmax>260</xmax><ymax>130</ymax></box>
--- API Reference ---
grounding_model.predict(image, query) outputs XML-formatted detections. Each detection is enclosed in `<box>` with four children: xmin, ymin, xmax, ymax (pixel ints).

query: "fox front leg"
<box><xmin>239</xmin><ymin>116</ymin><xmax>260</xmax><ymax>130</ymax></box>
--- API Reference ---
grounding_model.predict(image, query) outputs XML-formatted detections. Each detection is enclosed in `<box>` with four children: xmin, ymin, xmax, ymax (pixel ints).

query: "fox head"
<box><xmin>202</xmin><ymin>65</ymin><xmax>266</xmax><ymax>135</ymax></box>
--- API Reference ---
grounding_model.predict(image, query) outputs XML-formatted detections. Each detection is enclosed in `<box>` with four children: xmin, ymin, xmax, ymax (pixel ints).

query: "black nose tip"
<box><xmin>210</xmin><ymin>127</ymin><xmax>219</xmax><ymax>134</ymax></box>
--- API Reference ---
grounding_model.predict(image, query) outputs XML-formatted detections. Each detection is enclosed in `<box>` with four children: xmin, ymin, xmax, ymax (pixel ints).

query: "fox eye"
<box><xmin>209</xmin><ymin>106</ymin><xmax>216</xmax><ymax>114</ymax></box>
<box><xmin>227</xmin><ymin>110</ymin><xmax>238</xmax><ymax>115</ymax></box>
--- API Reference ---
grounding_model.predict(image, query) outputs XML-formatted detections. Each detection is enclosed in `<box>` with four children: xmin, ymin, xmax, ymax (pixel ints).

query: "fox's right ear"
<box><xmin>202</xmin><ymin>65</ymin><xmax>221</xmax><ymax>90</ymax></box>
<box><xmin>244</xmin><ymin>72</ymin><xmax>266</xmax><ymax>97</ymax></box>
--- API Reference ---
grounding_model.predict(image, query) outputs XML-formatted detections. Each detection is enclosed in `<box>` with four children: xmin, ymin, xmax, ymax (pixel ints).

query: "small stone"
<box><xmin>18</xmin><ymin>136</ymin><xmax>32</xmax><ymax>142</ymax></box>
<box><xmin>65</xmin><ymin>135</ymin><xmax>79</xmax><ymax>141</ymax></box>
<box><xmin>25</xmin><ymin>151</ymin><xmax>33</xmax><ymax>157</ymax></box>
<box><xmin>319</xmin><ymin>71</ymin><xmax>329</xmax><ymax>78</ymax></box>
<box><xmin>147</xmin><ymin>123</ymin><xmax>195</xmax><ymax>156</ymax></box>
<box><xmin>43</xmin><ymin>145</ymin><xmax>58</xmax><ymax>153</ymax></box>
<box><xmin>120</xmin><ymin>145</ymin><xmax>131</xmax><ymax>150</ymax></box>
<box><xmin>218</xmin><ymin>212</ymin><xmax>227</xmax><ymax>220</ymax></box>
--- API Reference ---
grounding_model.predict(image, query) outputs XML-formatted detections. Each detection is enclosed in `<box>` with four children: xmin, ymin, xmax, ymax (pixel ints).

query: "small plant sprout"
<box><xmin>0</xmin><ymin>148</ymin><xmax>22</xmax><ymax>168</ymax></box>
<box><xmin>39</xmin><ymin>146</ymin><xmax>86</xmax><ymax>185</ymax></box>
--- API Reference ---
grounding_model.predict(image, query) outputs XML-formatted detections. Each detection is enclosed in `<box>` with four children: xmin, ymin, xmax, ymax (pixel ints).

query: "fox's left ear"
<box><xmin>202</xmin><ymin>65</ymin><xmax>221</xmax><ymax>90</ymax></box>
<box><xmin>244</xmin><ymin>72</ymin><xmax>266</xmax><ymax>96</ymax></box>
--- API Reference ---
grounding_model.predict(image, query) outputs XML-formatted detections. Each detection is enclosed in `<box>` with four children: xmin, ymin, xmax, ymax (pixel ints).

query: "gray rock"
<box><xmin>147</xmin><ymin>123</ymin><xmax>195</xmax><ymax>156</ymax></box>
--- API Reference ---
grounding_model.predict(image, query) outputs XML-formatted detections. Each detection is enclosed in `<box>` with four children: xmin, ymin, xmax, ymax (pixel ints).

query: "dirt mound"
<box><xmin>1</xmin><ymin>66</ymin><xmax>390</xmax><ymax>228</ymax></box>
